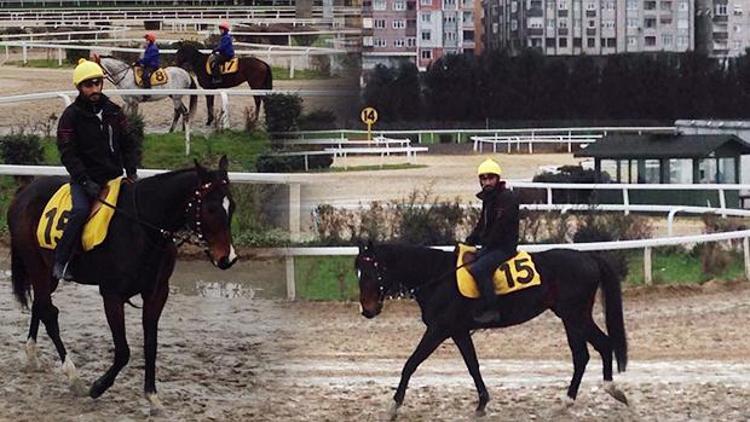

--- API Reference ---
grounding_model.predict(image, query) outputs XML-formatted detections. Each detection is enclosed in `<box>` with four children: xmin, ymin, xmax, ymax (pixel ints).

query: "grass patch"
<box><xmin>624</xmin><ymin>248</ymin><xmax>745</xmax><ymax>285</ymax></box>
<box><xmin>294</xmin><ymin>256</ymin><xmax>358</xmax><ymax>300</ymax></box>
<box><xmin>5</xmin><ymin>59</ymin><xmax>74</xmax><ymax>69</ymax></box>
<box><xmin>39</xmin><ymin>130</ymin><xmax>269</xmax><ymax>171</ymax></box>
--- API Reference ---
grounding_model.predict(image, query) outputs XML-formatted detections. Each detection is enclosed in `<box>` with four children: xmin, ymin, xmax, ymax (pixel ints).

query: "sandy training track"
<box><xmin>1</xmin><ymin>277</ymin><xmax>749</xmax><ymax>421</ymax></box>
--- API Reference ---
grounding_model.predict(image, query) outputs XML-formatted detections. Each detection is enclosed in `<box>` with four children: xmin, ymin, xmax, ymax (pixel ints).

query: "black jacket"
<box><xmin>466</xmin><ymin>183</ymin><xmax>519</xmax><ymax>252</ymax></box>
<box><xmin>56</xmin><ymin>94</ymin><xmax>138</xmax><ymax>185</ymax></box>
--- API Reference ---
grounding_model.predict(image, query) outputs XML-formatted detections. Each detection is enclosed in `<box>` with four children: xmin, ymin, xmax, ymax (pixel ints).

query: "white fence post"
<box><xmin>744</xmin><ymin>237</ymin><xmax>750</xmax><ymax>281</ymax></box>
<box><xmin>644</xmin><ymin>246</ymin><xmax>653</xmax><ymax>286</ymax></box>
<box><xmin>622</xmin><ymin>188</ymin><xmax>630</xmax><ymax>215</ymax></box>
<box><xmin>21</xmin><ymin>41</ymin><xmax>27</xmax><ymax>64</ymax></box>
<box><xmin>220</xmin><ymin>90</ymin><xmax>230</xmax><ymax>130</ymax></box>
<box><xmin>57</xmin><ymin>47</ymin><xmax>63</xmax><ymax>66</ymax></box>
<box><xmin>719</xmin><ymin>188</ymin><xmax>727</xmax><ymax>218</ymax></box>
<box><xmin>286</xmin><ymin>255</ymin><xmax>296</xmax><ymax>301</ymax></box>
<box><xmin>547</xmin><ymin>187</ymin><xmax>553</xmax><ymax>206</ymax></box>
<box><xmin>289</xmin><ymin>183</ymin><xmax>301</xmax><ymax>242</ymax></box>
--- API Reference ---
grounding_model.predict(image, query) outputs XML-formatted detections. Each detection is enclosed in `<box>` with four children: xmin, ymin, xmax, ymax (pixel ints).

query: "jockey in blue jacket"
<box><xmin>137</xmin><ymin>32</ymin><xmax>160</xmax><ymax>88</ymax></box>
<box><xmin>211</xmin><ymin>21</ymin><xmax>235</xmax><ymax>83</ymax></box>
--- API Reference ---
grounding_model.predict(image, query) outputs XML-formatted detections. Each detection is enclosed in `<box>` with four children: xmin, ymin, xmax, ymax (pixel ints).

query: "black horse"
<box><xmin>174</xmin><ymin>43</ymin><xmax>273</xmax><ymax>126</ymax></box>
<box><xmin>355</xmin><ymin>242</ymin><xmax>628</xmax><ymax>419</ymax></box>
<box><xmin>7</xmin><ymin>156</ymin><xmax>237</xmax><ymax>416</ymax></box>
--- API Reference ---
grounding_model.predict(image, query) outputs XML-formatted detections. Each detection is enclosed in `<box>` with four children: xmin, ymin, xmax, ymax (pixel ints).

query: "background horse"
<box><xmin>355</xmin><ymin>242</ymin><xmax>628</xmax><ymax>419</ymax></box>
<box><xmin>92</xmin><ymin>54</ymin><xmax>197</xmax><ymax>133</ymax></box>
<box><xmin>7</xmin><ymin>156</ymin><xmax>237</xmax><ymax>416</ymax></box>
<box><xmin>174</xmin><ymin>42</ymin><xmax>272</xmax><ymax>126</ymax></box>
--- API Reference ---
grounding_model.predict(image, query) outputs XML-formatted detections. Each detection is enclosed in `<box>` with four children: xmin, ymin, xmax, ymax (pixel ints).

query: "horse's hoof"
<box><xmin>150</xmin><ymin>404</ymin><xmax>165</xmax><ymax>417</ymax></box>
<box><xmin>69</xmin><ymin>378</ymin><xmax>88</xmax><ymax>397</ymax></box>
<box><xmin>474</xmin><ymin>409</ymin><xmax>487</xmax><ymax>418</ymax></box>
<box><xmin>147</xmin><ymin>393</ymin><xmax>165</xmax><ymax>417</ymax></box>
<box><xmin>89</xmin><ymin>379</ymin><xmax>109</xmax><ymax>399</ymax></box>
<box><xmin>603</xmin><ymin>381</ymin><xmax>629</xmax><ymax>406</ymax></box>
<box><xmin>387</xmin><ymin>401</ymin><xmax>400</xmax><ymax>421</ymax></box>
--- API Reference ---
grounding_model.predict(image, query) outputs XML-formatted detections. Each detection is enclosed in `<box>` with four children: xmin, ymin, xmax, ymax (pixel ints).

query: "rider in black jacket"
<box><xmin>53</xmin><ymin>59</ymin><xmax>139</xmax><ymax>280</ymax></box>
<box><xmin>465</xmin><ymin>158</ymin><xmax>520</xmax><ymax>323</ymax></box>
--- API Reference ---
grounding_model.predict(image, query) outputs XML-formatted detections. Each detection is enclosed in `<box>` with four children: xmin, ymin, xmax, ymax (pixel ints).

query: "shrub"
<box><xmin>0</xmin><ymin>133</ymin><xmax>44</xmax><ymax>165</ymax></box>
<box><xmin>264</xmin><ymin>94</ymin><xmax>303</xmax><ymax>137</ymax></box>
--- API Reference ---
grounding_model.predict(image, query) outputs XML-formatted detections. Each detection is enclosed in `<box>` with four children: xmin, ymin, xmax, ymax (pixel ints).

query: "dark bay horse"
<box><xmin>7</xmin><ymin>156</ymin><xmax>237</xmax><ymax>416</ymax></box>
<box><xmin>174</xmin><ymin>43</ymin><xmax>273</xmax><ymax>126</ymax></box>
<box><xmin>355</xmin><ymin>242</ymin><xmax>628</xmax><ymax>419</ymax></box>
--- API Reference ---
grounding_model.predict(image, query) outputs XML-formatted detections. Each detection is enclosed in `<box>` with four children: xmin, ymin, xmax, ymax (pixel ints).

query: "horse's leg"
<box><xmin>561</xmin><ymin>314</ymin><xmax>590</xmax><ymax>404</ymax></box>
<box><xmin>142</xmin><ymin>264</ymin><xmax>171</xmax><ymax>416</ymax></box>
<box><xmin>390</xmin><ymin>327</ymin><xmax>449</xmax><ymax>419</ymax></box>
<box><xmin>90</xmin><ymin>294</ymin><xmax>129</xmax><ymax>399</ymax></box>
<box><xmin>25</xmin><ymin>297</ymin><xmax>41</xmax><ymax>369</ymax></box>
<box><xmin>169</xmin><ymin>97</ymin><xmax>181</xmax><ymax>133</ymax></box>
<box><xmin>587</xmin><ymin>322</ymin><xmax>628</xmax><ymax>405</ymax></box>
<box><xmin>452</xmin><ymin>332</ymin><xmax>490</xmax><ymax>417</ymax></box>
<box><xmin>206</xmin><ymin>95</ymin><xmax>214</xmax><ymax>126</ymax></box>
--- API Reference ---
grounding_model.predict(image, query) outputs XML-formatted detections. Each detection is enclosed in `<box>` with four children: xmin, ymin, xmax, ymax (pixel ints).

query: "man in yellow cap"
<box><xmin>53</xmin><ymin>58</ymin><xmax>139</xmax><ymax>280</ymax></box>
<box><xmin>465</xmin><ymin>158</ymin><xmax>520</xmax><ymax>323</ymax></box>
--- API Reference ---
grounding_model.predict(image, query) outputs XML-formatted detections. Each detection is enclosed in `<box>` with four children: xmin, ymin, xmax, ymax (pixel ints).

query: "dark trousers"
<box><xmin>211</xmin><ymin>53</ymin><xmax>229</xmax><ymax>80</ymax></box>
<box><xmin>54</xmin><ymin>183</ymin><xmax>91</xmax><ymax>266</ymax></box>
<box><xmin>467</xmin><ymin>247</ymin><xmax>515</xmax><ymax>303</ymax></box>
<box><xmin>142</xmin><ymin>66</ymin><xmax>156</xmax><ymax>88</ymax></box>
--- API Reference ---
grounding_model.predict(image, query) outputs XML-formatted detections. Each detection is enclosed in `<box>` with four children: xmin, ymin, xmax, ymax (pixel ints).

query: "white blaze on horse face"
<box><xmin>357</xmin><ymin>269</ymin><xmax>362</xmax><ymax>281</ymax></box>
<box><xmin>228</xmin><ymin>244</ymin><xmax>237</xmax><ymax>262</ymax></box>
<box><xmin>222</xmin><ymin>196</ymin><xmax>230</xmax><ymax>220</ymax></box>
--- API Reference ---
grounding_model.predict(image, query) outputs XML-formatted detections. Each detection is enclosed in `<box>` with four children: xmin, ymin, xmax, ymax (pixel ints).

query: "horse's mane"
<box><xmin>376</xmin><ymin>243</ymin><xmax>452</xmax><ymax>263</ymax></box>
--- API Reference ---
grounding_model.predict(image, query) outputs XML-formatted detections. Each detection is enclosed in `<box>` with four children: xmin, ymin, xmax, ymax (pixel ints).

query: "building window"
<box><xmin>604</xmin><ymin>19</ymin><xmax>615</xmax><ymax>29</ymax></box>
<box><xmin>464</xmin><ymin>30</ymin><xmax>475</xmax><ymax>40</ymax></box>
<box><xmin>627</xmin><ymin>18</ymin><xmax>639</xmax><ymax>28</ymax></box>
<box><xmin>588</xmin><ymin>37</ymin><xmax>596</xmax><ymax>47</ymax></box>
<box><xmin>375</xmin><ymin>19</ymin><xmax>386</xmax><ymax>28</ymax></box>
<box><xmin>644</xmin><ymin>17</ymin><xmax>656</xmax><ymax>28</ymax></box>
<box><xmin>627</xmin><ymin>36</ymin><xmax>638</xmax><ymax>47</ymax></box>
<box><xmin>394</xmin><ymin>0</ymin><xmax>406</xmax><ymax>10</ymax></box>
<box><xmin>662</xmin><ymin>33</ymin><xmax>673</xmax><ymax>46</ymax></box>
<box><xmin>421</xmin><ymin>13</ymin><xmax>431</xmax><ymax>23</ymax></box>
<box><xmin>492</xmin><ymin>22</ymin><xmax>499</xmax><ymax>33</ymax></box>
<box><xmin>407</xmin><ymin>37</ymin><xmax>417</xmax><ymax>46</ymax></box>
<box><xmin>661</xmin><ymin>0</ymin><xmax>672</xmax><ymax>11</ymax></box>
<box><xmin>645</xmin><ymin>35</ymin><xmax>656</xmax><ymax>46</ymax></box>
<box><xmin>373</xmin><ymin>38</ymin><xmax>387</xmax><ymax>47</ymax></box>
<box><xmin>373</xmin><ymin>0</ymin><xmax>386</xmax><ymax>10</ymax></box>
<box><xmin>444</xmin><ymin>0</ymin><xmax>455</xmax><ymax>6</ymax></box>
<box><xmin>574</xmin><ymin>37</ymin><xmax>582</xmax><ymax>47</ymax></box>
<box><xmin>420</xmin><ymin>0</ymin><xmax>431</xmax><ymax>5</ymax></box>
<box><xmin>512</xmin><ymin>1</ymin><xmax>518</xmax><ymax>12</ymax></box>
<box><xmin>422</xmin><ymin>31</ymin><xmax>432</xmax><ymax>40</ymax></box>
<box><xmin>678</xmin><ymin>0</ymin><xmax>688</xmax><ymax>11</ymax></box>
<box><xmin>626</xmin><ymin>0</ymin><xmax>638</xmax><ymax>10</ymax></box>
<box><xmin>644</xmin><ymin>1</ymin><xmax>656</xmax><ymax>10</ymax></box>
<box><xmin>547</xmin><ymin>18</ymin><xmax>555</xmax><ymax>30</ymax></box>
<box><xmin>394</xmin><ymin>39</ymin><xmax>405</xmax><ymax>47</ymax></box>
<box><xmin>586</xmin><ymin>1</ymin><xmax>596</xmax><ymax>10</ymax></box>
<box><xmin>421</xmin><ymin>49</ymin><xmax>432</xmax><ymax>60</ymax></box>
<box><xmin>588</xmin><ymin>19</ymin><xmax>596</xmax><ymax>28</ymax></box>
<box><xmin>408</xmin><ymin>19</ymin><xmax>417</xmax><ymax>28</ymax></box>
<box><xmin>463</xmin><ymin>11</ymin><xmax>472</xmax><ymax>23</ymax></box>
<box><xmin>363</xmin><ymin>36</ymin><xmax>373</xmax><ymax>47</ymax></box>
<box><xmin>559</xmin><ymin>37</ymin><xmax>568</xmax><ymax>47</ymax></box>
<box><xmin>734</xmin><ymin>5</ymin><xmax>743</xmax><ymax>15</ymax></box>
<box><xmin>660</xmin><ymin>16</ymin><xmax>673</xmax><ymax>25</ymax></box>
<box><xmin>559</xmin><ymin>19</ymin><xmax>568</xmax><ymax>28</ymax></box>
<box><xmin>607</xmin><ymin>37</ymin><xmax>616</xmax><ymax>47</ymax></box>
<box><xmin>511</xmin><ymin>20</ymin><xmax>519</xmax><ymax>30</ymax></box>
<box><xmin>668</xmin><ymin>159</ymin><xmax>692</xmax><ymax>183</ymax></box>
<box><xmin>677</xmin><ymin>35</ymin><xmax>688</xmax><ymax>47</ymax></box>
<box><xmin>716</xmin><ymin>3</ymin><xmax>727</xmax><ymax>15</ymax></box>
<box><xmin>558</xmin><ymin>0</ymin><xmax>567</xmax><ymax>9</ymax></box>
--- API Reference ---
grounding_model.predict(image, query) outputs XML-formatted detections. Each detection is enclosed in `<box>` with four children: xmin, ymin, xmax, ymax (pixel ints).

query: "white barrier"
<box><xmin>471</xmin><ymin>134</ymin><xmax>603</xmax><ymax>153</ymax></box>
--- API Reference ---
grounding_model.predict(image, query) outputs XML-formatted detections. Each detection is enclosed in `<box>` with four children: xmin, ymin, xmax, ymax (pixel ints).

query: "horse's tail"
<box><xmin>593</xmin><ymin>253</ymin><xmax>628</xmax><ymax>373</ymax></box>
<box><xmin>262</xmin><ymin>60</ymin><xmax>273</xmax><ymax>91</ymax></box>
<box><xmin>10</xmin><ymin>238</ymin><xmax>30</xmax><ymax>310</ymax></box>
<box><xmin>188</xmin><ymin>75</ymin><xmax>198</xmax><ymax>121</ymax></box>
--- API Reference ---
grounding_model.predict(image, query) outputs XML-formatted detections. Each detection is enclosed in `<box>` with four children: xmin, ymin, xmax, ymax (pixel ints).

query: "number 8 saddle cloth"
<box><xmin>36</xmin><ymin>177</ymin><xmax>124</xmax><ymax>252</ymax></box>
<box><xmin>455</xmin><ymin>243</ymin><xmax>542</xmax><ymax>298</ymax></box>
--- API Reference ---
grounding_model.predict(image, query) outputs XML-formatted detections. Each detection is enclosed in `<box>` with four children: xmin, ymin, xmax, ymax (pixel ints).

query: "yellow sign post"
<box><xmin>360</xmin><ymin>106</ymin><xmax>378</xmax><ymax>140</ymax></box>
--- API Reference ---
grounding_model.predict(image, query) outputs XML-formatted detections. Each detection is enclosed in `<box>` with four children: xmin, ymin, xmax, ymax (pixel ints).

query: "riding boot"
<box><xmin>211</xmin><ymin>62</ymin><xmax>222</xmax><ymax>84</ymax></box>
<box><xmin>52</xmin><ymin>213</ymin><xmax>87</xmax><ymax>281</ymax></box>
<box><xmin>474</xmin><ymin>275</ymin><xmax>500</xmax><ymax>324</ymax></box>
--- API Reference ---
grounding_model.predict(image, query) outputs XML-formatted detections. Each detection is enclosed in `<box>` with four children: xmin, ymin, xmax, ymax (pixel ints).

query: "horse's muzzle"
<box><xmin>360</xmin><ymin>302</ymin><xmax>382</xmax><ymax>319</ymax></box>
<box><xmin>215</xmin><ymin>255</ymin><xmax>238</xmax><ymax>270</ymax></box>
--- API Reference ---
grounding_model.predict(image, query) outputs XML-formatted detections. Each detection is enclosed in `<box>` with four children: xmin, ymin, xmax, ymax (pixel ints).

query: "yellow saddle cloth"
<box><xmin>456</xmin><ymin>243</ymin><xmax>542</xmax><ymax>298</ymax></box>
<box><xmin>134</xmin><ymin>67</ymin><xmax>169</xmax><ymax>87</ymax></box>
<box><xmin>37</xmin><ymin>178</ymin><xmax>124</xmax><ymax>251</ymax></box>
<box><xmin>206</xmin><ymin>57</ymin><xmax>239</xmax><ymax>75</ymax></box>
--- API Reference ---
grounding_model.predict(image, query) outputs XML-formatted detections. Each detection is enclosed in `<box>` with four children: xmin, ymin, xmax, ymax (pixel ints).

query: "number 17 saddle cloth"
<box><xmin>455</xmin><ymin>243</ymin><xmax>542</xmax><ymax>298</ymax></box>
<box><xmin>36</xmin><ymin>177</ymin><xmax>124</xmax><ymax>252</ymax></box>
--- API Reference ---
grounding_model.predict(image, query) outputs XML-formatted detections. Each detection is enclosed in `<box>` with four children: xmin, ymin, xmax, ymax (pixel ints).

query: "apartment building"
<box><xmin>696</xmin><ymin>0</ymin><xmax>750</xmax><ymax>57</ymax></box>
<box><xmin>483</xmin><ymin>0</ymin><xmax>694</xmax><ymax>55</ymax></box>
<box><xmin>363</xmin><ymin>0</ymin><xmax>478</xmax><ymax>70</ymax></box>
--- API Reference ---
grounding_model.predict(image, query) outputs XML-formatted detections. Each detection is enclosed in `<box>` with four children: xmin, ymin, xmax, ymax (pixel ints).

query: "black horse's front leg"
<box><xmin>205</xmin><ymin>95</ymin><xmax>214</xmax><ymax>126</ymax></box>
<box><xmin>142</xmin><ymin>278</ymin><xmax>169</xmax><ymax>416</ymax></box>
<box><xmin>452</xmin><ymin>332</ymin><xmax>490</xmax><ymax>416</ymax></box>
<box><xmin>390</xmin><ymin>327</ymin><xmax>448</xmax><ymax>419</ymax></box>
<box><xmin>90</xmin><ymin>295</ymin><xmax>129</xmax><ymax>399</ymax></box>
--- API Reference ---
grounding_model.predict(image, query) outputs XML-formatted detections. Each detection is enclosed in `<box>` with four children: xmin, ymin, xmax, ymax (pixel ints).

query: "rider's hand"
<box><xmin>82</xmin><ymin>179</ymin><xmax>101</xmax><ymax>199</ymax></box>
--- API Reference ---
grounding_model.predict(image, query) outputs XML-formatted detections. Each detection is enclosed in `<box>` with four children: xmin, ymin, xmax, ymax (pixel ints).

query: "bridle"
<box><xmin>359</xmin><ymin>255</ymin><xmax>415</xmax><ymax>303</ymax></box>
<box><xmin>95</xmin><ymin>56</ymin><xmax>130</xmax><ymax>86</ymax></box>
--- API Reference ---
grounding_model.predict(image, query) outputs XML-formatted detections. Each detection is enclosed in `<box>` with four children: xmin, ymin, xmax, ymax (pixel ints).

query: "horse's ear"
<box><xmin>367</xmin><ymin>239</ymin><xmax>374</xmax><ymax>250</ymax></box>
<box><xmin>90</xmin><ymin>52</ymin><xmax>99</xmax><ymax>63</ymax></box>
<box><xmin>194</xmin><ymin>159</ymin><xmax>208</xmax><ymax>180</ymax></box>
<box><xmin>218</xmin><ymin>155</ymin><xmax>229</xmax><ymax>171</ymax></box>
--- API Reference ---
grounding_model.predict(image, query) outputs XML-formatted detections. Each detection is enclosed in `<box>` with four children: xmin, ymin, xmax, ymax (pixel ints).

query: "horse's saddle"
<box><xmin>455</xmin><ymin>243</ymin><xmax>542</xmax><ymax>298</ymax></box>
<box><xmin>206</xmin><ymin>57</ymin><xmax>239</xmax><ymax>75</ymax></box>
<box><xmin>133</xmin><ymin>66</ymin><xmax>169</xmax><ymax>87</ymax></box>
<box><xmin>36</xmin><ymin>178</ymin><xmax>124</xmax><ymax>251</ymax></box>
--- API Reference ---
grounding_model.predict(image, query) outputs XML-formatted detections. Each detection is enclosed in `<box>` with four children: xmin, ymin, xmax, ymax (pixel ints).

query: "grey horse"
<box><xmin>92</xmin><ymin>54</ymin><xmax>197</xmax><ymax>133</ymax></box>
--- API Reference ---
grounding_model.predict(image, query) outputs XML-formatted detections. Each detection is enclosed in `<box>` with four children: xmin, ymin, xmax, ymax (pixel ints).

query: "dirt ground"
<box><xmin>1</xmin><ymin>273</ymin><xmax>749</xmax><ymax>421</ymax></box>
<box><xmin>0</xmin><ymin>63</ymin><xmax>358</xmax><ymax>132</ymax></box>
